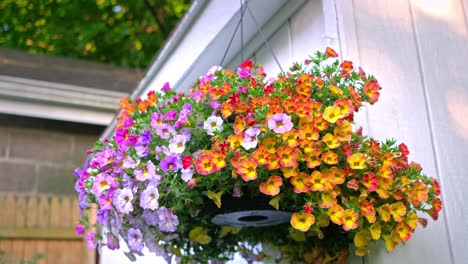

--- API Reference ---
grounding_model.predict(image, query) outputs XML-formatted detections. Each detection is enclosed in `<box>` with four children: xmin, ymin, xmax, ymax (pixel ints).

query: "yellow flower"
<box><xmin>390</xmin><ymin>202</ymin><xmax>407</xmax><ymax>222</ymax></box>
<box><xmin>356</xmin><ymin>247</ymin><xmax>369</xmax><ymax>257</ymax></box>
<box><xmin>322</xmin><ymin>133</ymin><xmax>341</xmax><ymax>149</ymax></box>
<box><xmin>383</xmin><ymin>234</ymin><xmax>399</xmax><ymax>252</ymax></box>
<box><xmin>405</xmin><ymin>211</ymin><xmax>418</xmax><ymax>229</ymax></box>
<box><xmin>269</xmin><ymin>195</ymin><xmax>281</xmax><ymax>210</ymax></box>
<box><xmin>370</xmin><ymin>222</ymin><xmax>381</xmax><ymax>240</ymax></box>
<box><xmin>220</xmin><ymin>226</ymin><xmax>242</xmax><ymax>237</ymax></box>
<box><xmin>328</xmin><ymin>204</ymin><xmax>344</xmax><ymax>225</ymax></box>
<box><xmin>208</xmin><ymin>190</ymin><xmax>223</xmax><ymax>208</ymax></box>
<box><xmin>354</xmin><ymin>229</ymin><xmax>372</xmax><ymax>248</ymax></box>
<box><xmin>322</xmin><ymin>106</ymin><xmax>343</xmax><ymax>123</ymax></box>
<box><xmin>347</xmin><ymin>153</ymin><xmax>367</xmax><ymax>169</ymax></box>
<box><xmin>377</xmin><ymin>204</ymin><xmax>391</xmax><ymax>222</ymax></box>
<box><xmin>342</xmin><ymin>209</ymin><xmax>360</xmax><ymax>231</ymax></box>
<box><xmin>189</xmin><ymin>227</ymin><xmax>212</xmax><ymax>245</ymax></box>
<box><xmin>290</xmin><ymin>212</ymin><xmax>315</xmax><ymax>232</ymax></box>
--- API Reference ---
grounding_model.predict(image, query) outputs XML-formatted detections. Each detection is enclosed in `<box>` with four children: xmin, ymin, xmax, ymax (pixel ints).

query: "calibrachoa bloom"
<box><xmin>75</xmin><ymin>48</ymin><xmax>442</xmax><ymax>264</ymax></box>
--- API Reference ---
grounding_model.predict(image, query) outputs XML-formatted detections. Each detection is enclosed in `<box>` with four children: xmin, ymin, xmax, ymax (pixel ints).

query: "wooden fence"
<box><xmin>0</xmin><ymin>195</ymin><xmax>95</xmax><ymax>264</ymax></box>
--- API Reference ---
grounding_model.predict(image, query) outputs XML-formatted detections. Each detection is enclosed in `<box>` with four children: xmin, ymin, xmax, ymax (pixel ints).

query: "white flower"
<box><xmin>168</xmin><ymin>134</ymin><xmax>186</xmax><ymax>154</ymax></box>
<box><xmin>203</xmin><ymin>116</ymin><xmax>224</xmax><ymax>136</ymax></box>
<box><xmin>241</xmin><ymin>127</ymin><xmax>261</xmax><ymax>150</ymax></box>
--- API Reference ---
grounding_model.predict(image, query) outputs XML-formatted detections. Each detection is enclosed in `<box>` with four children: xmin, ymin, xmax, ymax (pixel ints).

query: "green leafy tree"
<box><xmin>0</xmin><ymin>0</ymin><xmax>190</xmax><ymax>68</ymax></box>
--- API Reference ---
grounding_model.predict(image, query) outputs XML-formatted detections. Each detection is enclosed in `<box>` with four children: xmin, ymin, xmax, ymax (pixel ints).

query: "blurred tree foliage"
<box><xmin>0</xmin><ymin>0</ymin><xmax>191</xmax><ymax>68</ymax></box>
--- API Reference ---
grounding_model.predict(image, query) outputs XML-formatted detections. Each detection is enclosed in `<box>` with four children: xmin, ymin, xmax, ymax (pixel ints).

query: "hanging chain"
<box><xmin>220</xmin><ymin>0</ymin><xmax>248</xmax><ymax>66</ymax></box>
<box><xmin>220</xmin><ymin>0</ymin><xmax>284</xmax><ymax>74</ymax></box>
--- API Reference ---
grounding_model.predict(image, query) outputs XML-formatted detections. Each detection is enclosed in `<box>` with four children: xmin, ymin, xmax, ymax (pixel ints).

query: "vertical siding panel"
<box><xmin>290</xmin><ymin>0</ymin><xmax>326</xmax><ymax>62</ymax></box>
<box><xmin>255</xmin><ymin>23</ymin><xmax>291</xmax><ymax>77</ymax></box>
<box><xmin>409</xmin><ymin>0</ymin><xmax>468</xmax><ymax>262</ymax></box>
<box><xmin>350</xmin><ymin>0</ymin><xmax>452</xmax><ymax>263</ymax></box>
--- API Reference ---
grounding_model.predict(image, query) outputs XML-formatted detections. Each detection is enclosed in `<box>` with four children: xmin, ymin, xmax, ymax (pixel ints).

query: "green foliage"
<box><xmin>0</xmin><ymin>0</ymin><xmax>191</xmax><ymax>68</ymax></box>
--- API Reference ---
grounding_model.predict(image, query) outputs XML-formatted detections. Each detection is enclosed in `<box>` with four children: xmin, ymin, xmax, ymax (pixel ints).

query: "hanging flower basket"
<box><xmin>74</xmin><ymin>47</ymin><xmax>442</xmax><ymax>263</ymax></box>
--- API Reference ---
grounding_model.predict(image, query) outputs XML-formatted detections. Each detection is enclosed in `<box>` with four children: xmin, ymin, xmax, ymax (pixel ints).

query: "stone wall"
<box><xmin>0</xmin><ymin>114</ymin><xmax>104</xmax><ymax>195</ymax></box>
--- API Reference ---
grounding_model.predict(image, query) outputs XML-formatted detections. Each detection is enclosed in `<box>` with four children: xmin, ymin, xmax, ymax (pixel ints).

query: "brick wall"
<box><xmin>0</xmin><ymin>114</ymin><xmax>104</xmax><ymax>195</ymax></box>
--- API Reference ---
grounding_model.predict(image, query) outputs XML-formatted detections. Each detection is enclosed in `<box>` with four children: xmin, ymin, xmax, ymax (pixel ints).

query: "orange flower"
<box><xmin>390</xmin><ymin>202</ymin><xmax>407</xmax><ymax>222</ymax></box>
<box><xmin>325</xmin><ymin>166</ymin><xmax>345</xmax><ymax>185</ymax></box>
<box><xmin>260</xmin><ymin>137</ymin><xmax>277</xmax><ymax>154</ymax></box>
<box><xmin>277</xmin><ymin>146</ymin><xmax>300</xmax><ymax>167</ymax></box>
<box><xmin>312</xmin><ymin>116</ymin><xmax>329</xmax><ymax>131</ymax></box>
<box><xmin>322</xmin><ymin>133</ymin><xmax>341</xmax><ymax>149</ymax></box>
<box><xmin>233</xmin><ymin>115</ymin><xmax>247</xmax><ymax>135</ymax></box>
<box><xmin>195</xmin><ymin>154</ymin><xmax>218</xmax><ymax>175</ymax></box>
<box><xmin>252</xmin><ymin>147</ymin><xmax>270</xmax><ymax>166</ymax></box>
<box><xmin>377</xmin><ymin>204</ymin><xmax>391</xmax><ymax>222</ymax></box>
<box><xmin>281</xmin><ymin>129</ymin><xmax>300</xmax><ymax>148</ymax></box>
<box><xmin>319</xmin><ymin>191</ymin><xmax>338</xmax><ymax>208</ymax></box>
<box><xmin>235</xmin><ymin>158</ymin><xmax>257</xmax><ymax>182</ymax></box>
<box><xmin>220</xmin><ymin>102</ymin><xmax>233</xmax><ymax>119</ymax></box>
<box><xmin>362</xmin><ymin>172</ymin><xmax>378</xmax><ymax>192</ymax></box>
<box><xmin>363</xmin><ymin>79</ymin><xmax>381</xmax><ymax>104</ymax></box>
<box><xmin>280</xmin><ymin>166</ymin><xmax>298</xmax><ymax>178</ymax></box>
<box><xmin>259</xmin><ymin>176</ymin><xmax>283</xmax><ymax>196</ymax></box>
<box><xmin>359</xmin><ymin>200</ymin><xmax>376</xmax><ymax>217</ymax></box>
<box><xmin>340</xmin><ymin>61</ymin><xmax>353</xmax><ymax>72</ymax></box>
<box><xmin>325</xmin><ymin>47</ymin><xmax>339</xmax><ymax>58</ymax></box>
<box><xmin>304</xmin><ymin>151</ymin><xmax>322</xmax><ymax>169</ymax></box>
<box><xmin>405</xmin><ymin>211</ymin><xmax>418</xmax><ymax>229</ymax></box>
<box><xmin>428</xmin><ymin>198</ymin><xmax>442</xmax><ymax>220</ymax></box>
<box><xmin>335</xmin><ymin>98</ymin><xmax>354</xmax><ymax>116</ymax></box>
<box><xmin>328</xmin><ymin>204</ymin><xmax>344</xmax><ymax>225</ymax></box>
<box><xmin>322</xmin><ymin>150</ymin><xmax>339</xmax><ymax>165</ymax></box>
<box><xmin>227</xmin><ymin>134</ymin><xmax>243</xmax><ymax>150</ymax></box>
<box><xmin>299</xmin><ymin>124</ymin><xmax>319</xmax><ymax>141</ymax></box>
<box><xmin>322</xmin><ymin>106</ymin><xmax>343</xmax><ymax>123</ymax></box>
<box><xmin>347</xmin><ymin>153</ymin><xmax>367</xmax><ymax>169</ymax></box>
<box><xmin>410</xmin><ymin>181</ymin><xmax>429</xmax><ymax>206</ymax></box>
<box><xmin>265</xmin><ymin>154</ymin><xmax>281</xmax><ymax>171</ymax></box>
<box><xmin>394</xmin><ymin>222</ymin><xmax>412</xmax><ymax>243</ymax></box>
<box><xmin>329</xmin><ymin>84</ymin><xmax>343</xmax><ymax>96</ymax></box>
<box><xmin>290</xmin><ymin>172</ymin><xmax>311</xmax><ymax>193</ymax></box>
<box><xmin>309</xmin><ymin>171</ymin><xmax>327</xmax><ymax>192</ymax></box>
<box><xmin>291</xmin><ymin>212</ymin><xmax>315</xmax><ymax>232</ymax></box>
<box><xmin>334</xmin><ymin>120</ymin><xmax>352</xmax><ymax>141</ymax></box>
<box><xmin>342</xmin><ymin>209</ymin><xmax>360</xmax><ymax>231</ymax></box>
<box><xmin>211</xmin><ymin>151</ymin><xmax>227</xmax><ymax>170</ymax></box>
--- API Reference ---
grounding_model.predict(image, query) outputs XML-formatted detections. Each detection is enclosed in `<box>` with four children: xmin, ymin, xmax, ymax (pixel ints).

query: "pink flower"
<box><xmin>268</xmin><ymin>113</ymin><xmax>293</xmax><ymax>134</ymax></box>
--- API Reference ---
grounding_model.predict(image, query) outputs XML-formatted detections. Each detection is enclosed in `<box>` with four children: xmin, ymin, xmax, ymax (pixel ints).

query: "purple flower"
<box><xmin>123</xmin><ymin>117</ymin><xmax>134</xmax><ymax>128</ymax></box>
<box><xmin>190</xmin><ymin>90</ymin><xmax>203</xmax><ymax>101</ymax></box>
<box><xmin>180</xmin><ymin>127</ymin><xmax>191</xmax><ymax>141</ymax></box>
<box><xmin>268</xmin><ymin>113</ymin><xmax>293</xmax><ymax>134</ymax></box>
<box><xmin>95</xmin><ymin>148</ymin><xmax>115</xmax><ymax>168</ymax></box>
<box><xmin>211</xmin><ymin>101</ymin><xmax>221</xmax><ymax>110</ymax></box>
<box><xmin>113</xmin><ymin>188</ymin><xmax>134</xmax><ymax>214</ymax></box>
<box><xmin>106</xmin><ymin>233</ymin><xmax>120</xmax><ymax>250</ymax></box>
<box><xmin>86</xmin><ymin>231</ymin><xmax>97</xmax><ymax>249</ymax></box>
<box><xmin>115</xmin><ymin>129</ymin><xmax>138</xmax><ymax>151</ymax></box>
<box><xmin>92</xmin><ymin>173</ymin><xmax>117</xmax><ymax>195</ymax></box>
<box><xmin>127</xmin><ymin>228</ymin><xmax>144</xmax><ymax>252</ymax></box>
<box><xmin>168</xmin><ymin>134</ymin><xmax>186</xmax><ymax>154</ymax></box>
<box><xmin>135</xmin><ymin>142</ymin><xmax>149</xmax><ymax>157</ymax></box>
<box><xmin>139</xmin><ymin>130</ymin><xmax>153</xmax><ymax>145</ymax></box>
<box><xmin>157</xmin><ymin>207</ymin><xmax>179</xmax><ymax>232</ymax></box>
<box><xmin>123</xmin><ymin>156</ymin><xmax>138</xmax><ymax>169</ymax></box>
<box><xmin>161</xmin><ymin>82</ymin><xmax>171</xmax><ymax>92</ymax></box>
<box><xmin>97</xmin><ymin>209</ymin><xmax>109</xmax><ymax>225</ymax></box>
<box><xmin>165</xmin><ymin>110</ymin><xmax>177</xmax><ymax>121</ymax></box>
<box><xmin>135</xmin><ymin>161</ymin><xmax>160</xmax><ymax>182</ymax></box>
<box><xmin>238</xmin><ymin>86</ymin><xmax>248</xmax><ymax>93</ymax></box>
<box><xmin>140</xmin><ymin>185</ymin><xmax>159</xmax><ymax>210</ymax></box>
<box><xmin>241</xmin><ymin>127</ymin><xmax>261</xmax><ymax>150</ymax></box>
<box><xmin>156</xmin><ymin>123</ymin><xmax>175</xmax><ymax>140</ymax></box>
<box><xmin>143</xmin><ymin>209</ymin><xmax>159</xmax><ymax>226</ymax></box>
<box><xmin>237</xmin><ymin>67</ymin><xmax>251</xmax><ymax>79</ymax></box>
<box><xmin>159</xmin><ymin>155</ymin><xmax>180</xmax><ymax>172</ymax></box>
<box><xmin>151</xmin><ymin>113</ymin><xmax>163</xmax><ymax>129</ymax></box>
<box><xmin>98</xmin><ymin>193</ymin><xmax>113</xmax><ymax>211</ymax></box>
<box><xmin>75</xmin><ymin>224</ymin><xmax>85</xmax><ymax>235</ymax></box>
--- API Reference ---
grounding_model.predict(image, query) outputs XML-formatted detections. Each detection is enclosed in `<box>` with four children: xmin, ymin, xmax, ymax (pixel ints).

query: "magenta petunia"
<box><xmin>92</xmin><ymin>173</ymin><xmax>117</xmax><ymax>196</ymax></box>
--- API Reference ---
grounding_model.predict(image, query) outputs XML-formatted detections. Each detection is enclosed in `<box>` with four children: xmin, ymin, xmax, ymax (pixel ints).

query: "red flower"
<box><xmin>182</xmin><ymin>156</ymin><xmax>193</xmax><ymax>170</ymax></box>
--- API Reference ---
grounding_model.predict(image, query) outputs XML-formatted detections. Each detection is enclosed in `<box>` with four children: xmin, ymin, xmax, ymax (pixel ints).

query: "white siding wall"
<box><xmin>234</xmin><ymin>0</ymin><xmax>468</xmax><ymax>263</ymax></box>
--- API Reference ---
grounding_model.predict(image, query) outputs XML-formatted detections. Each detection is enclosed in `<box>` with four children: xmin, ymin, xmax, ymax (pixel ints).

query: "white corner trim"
<box><xmin>0</xmin><ymin>75</ymin><xmax>127</xmax><ymax>125</ymax></box>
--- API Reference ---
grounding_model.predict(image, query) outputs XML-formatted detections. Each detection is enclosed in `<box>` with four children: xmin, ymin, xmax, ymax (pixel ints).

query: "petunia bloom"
<box><xmin>203</xmin><ymin>116</ymin><xmax>224</xmax><ymax>136</ymax></box>
<box><xmin>268</xmin><ymin>113</ymin><xmax>293</xmax><ymax>134</ymax></box>
<box><xmin>157</xmin><ymin>207</ymin><xmax>179</xmax><ymax>232</ymax></box>
<box><xmin>140</xmin><ymin>185</ymin><xmax>160</xmax><ymax>210</ymax></box>
<box><xmin>127</xmin><ymin>228</ymin><xmax>144</xmax><ymax>251</ymax></box>
<box><xmin>241</xmin><ymin>127</ymin><xmax>261</xmax><ymax>150</ymax></box>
